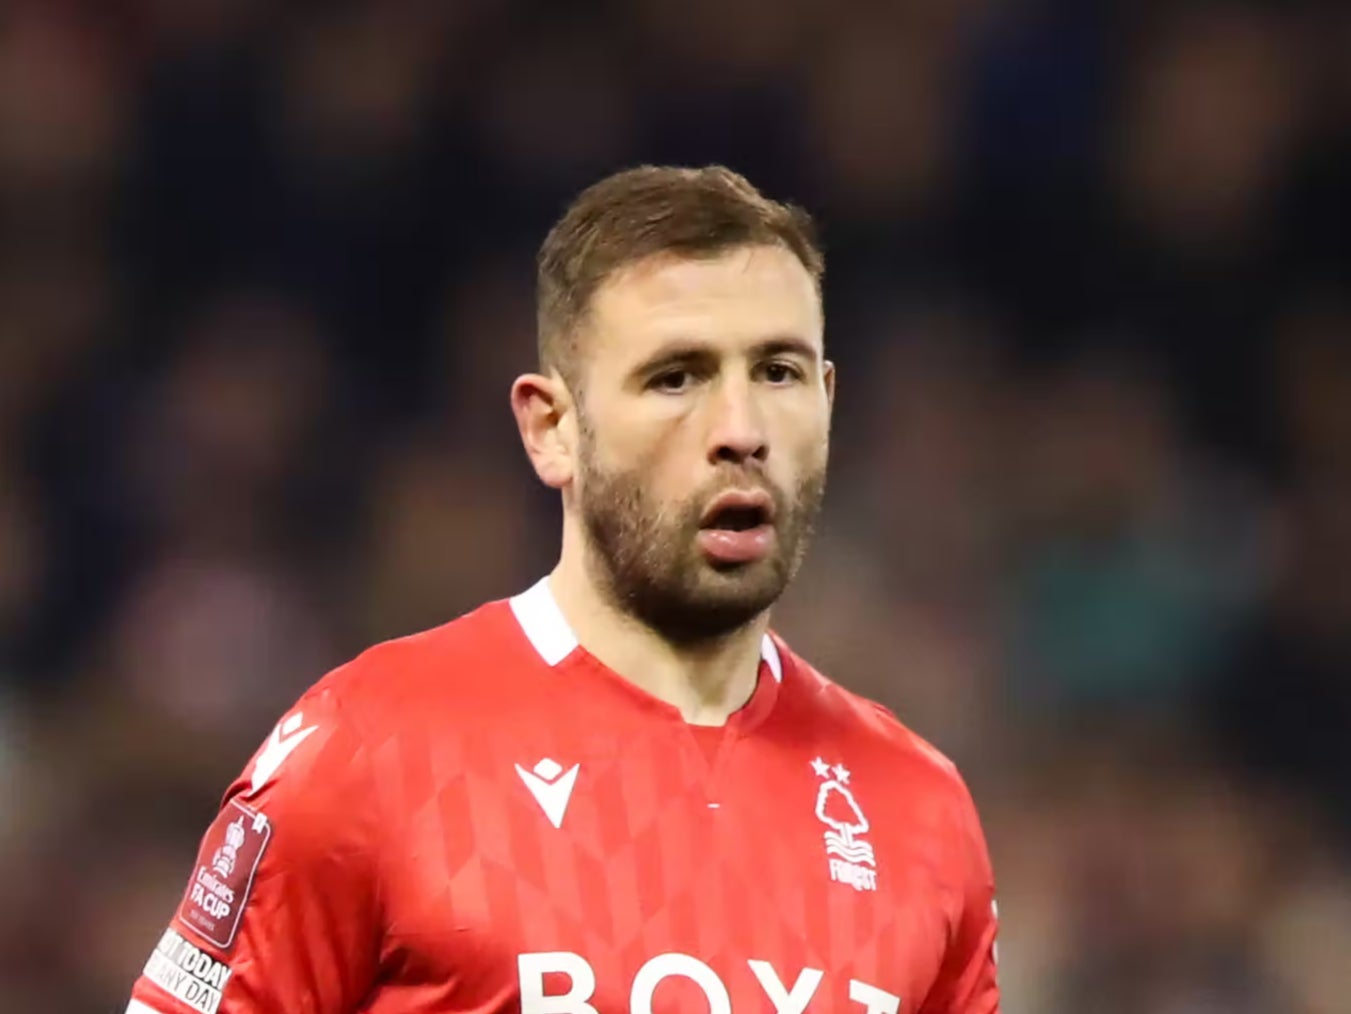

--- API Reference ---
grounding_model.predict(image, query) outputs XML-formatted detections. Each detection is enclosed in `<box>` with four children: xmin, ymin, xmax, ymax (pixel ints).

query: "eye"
<box><xmin>760</xmin><ymin>360</ymin><xmax>804</xmax><ymax>385</ymax></box>
<box><xmin>649</xmin><ymin>368</ymin><xmax>693</xmax><ymax>393</ymax></box>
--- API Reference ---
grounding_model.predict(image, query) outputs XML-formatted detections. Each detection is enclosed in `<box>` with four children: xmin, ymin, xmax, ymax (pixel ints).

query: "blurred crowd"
<box><xmin>2</xmin><ymin>0</ymin><xmax>1351</xmax><ymax>1011</ymax></box>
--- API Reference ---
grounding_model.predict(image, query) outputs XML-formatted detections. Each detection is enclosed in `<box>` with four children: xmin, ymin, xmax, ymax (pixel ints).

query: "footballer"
<box><xmin>126</xmin><ymin>165</ymin><xmax>1000</xmax><ymax>1014</ymax></box>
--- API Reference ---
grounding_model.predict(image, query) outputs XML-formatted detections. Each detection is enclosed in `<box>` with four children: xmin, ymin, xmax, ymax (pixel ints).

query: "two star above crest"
<box><xmin>810</xmin><ymin>756</ymin><xmax>850</xmax><ymax>784</ymax></box>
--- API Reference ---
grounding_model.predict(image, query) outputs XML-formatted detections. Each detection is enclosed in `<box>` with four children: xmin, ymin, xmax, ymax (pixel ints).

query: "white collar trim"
<box><xmin>760</xmin><ymin>631</ymin><xmax>783</xmax><ymax>682</ymax></box>
<box><xmin>509</xmin><ymin>576</ymin><xmax>579</xmax><ymax>666</ymax></box>
<box><xmin>509</xmin><ymin>576</ymin><xmax>783</xmax><ymax>682</ymax></box>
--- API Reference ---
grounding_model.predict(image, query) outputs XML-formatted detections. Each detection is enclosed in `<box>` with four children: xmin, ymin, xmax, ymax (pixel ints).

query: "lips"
<box><xmin>697</xmin><ymin>488</ymin><xmax>778</xmax><ymax>565</ymax></box>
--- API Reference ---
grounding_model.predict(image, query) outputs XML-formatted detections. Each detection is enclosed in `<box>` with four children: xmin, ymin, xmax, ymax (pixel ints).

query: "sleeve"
<box><xmin>126</xmin><ymin>682</ymin><xmax>382</xmax><ymax>1014</ymax></box>
<box><xmin>918</xmin><ymin>777</ymin><xmax>1000</xmax><ymax>1014</ymax></box>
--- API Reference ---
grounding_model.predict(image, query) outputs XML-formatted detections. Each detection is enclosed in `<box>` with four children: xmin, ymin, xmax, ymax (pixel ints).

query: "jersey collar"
<box><xmin>509</xmin><ymin>575</ymin><xmax>783</xmax><ymax>682</ymax></box>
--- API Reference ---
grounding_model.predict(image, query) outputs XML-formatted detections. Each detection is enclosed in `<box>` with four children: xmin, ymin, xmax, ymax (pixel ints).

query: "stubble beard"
<box><xmin>576</xmin><ymin>429</ymin><xmax>827</xmax><ymax>646</ymax></box>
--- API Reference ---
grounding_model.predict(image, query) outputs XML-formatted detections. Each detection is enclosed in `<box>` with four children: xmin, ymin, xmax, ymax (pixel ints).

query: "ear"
<box><xmin>511</xmin><ymin>372</ymin><xmax>576</xmax><ymax>489</ymax></box>
<box><xmin>823</xmin><ymin>359</ymin><xmax>837</xmax><ymax>412</ymax></box>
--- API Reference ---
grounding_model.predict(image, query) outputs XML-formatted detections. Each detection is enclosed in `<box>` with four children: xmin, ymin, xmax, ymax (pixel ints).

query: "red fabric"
<box><xmin>687</xmin><ymin>722</ymin><xmax>726</xmax><ymax>767</ymax></box>
<box><xmin>130</xmin><ymin>597</ymin><xmax>998</xmax><ymax>1014</ymax></box>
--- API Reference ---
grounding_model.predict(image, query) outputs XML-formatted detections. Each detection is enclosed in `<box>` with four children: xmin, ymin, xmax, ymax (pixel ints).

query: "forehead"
<box><xmin>585</xmin><ymin>245</ymin><xmax>823</xmax><ymax>361</ymax></box>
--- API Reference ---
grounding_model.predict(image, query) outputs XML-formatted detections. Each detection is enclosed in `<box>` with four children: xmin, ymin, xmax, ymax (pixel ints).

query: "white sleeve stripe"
<box><xmin>126</xmin><ymin>999</ymin><xmax>174</xmax><ymax>1014</ymax></box>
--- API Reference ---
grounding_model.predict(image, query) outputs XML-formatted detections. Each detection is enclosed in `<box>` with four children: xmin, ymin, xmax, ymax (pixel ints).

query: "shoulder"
<box><xmin>316</xmin><ymin>596</ymin><xmax>528</xmax><ymax>708</ymax></box>
<box><xmin>776</xmin><ymin>636</ymin><xmax>975</xmax><ymax>809</ymax></box>
<box><xmin>231</xmin><ymin>596</ymin><xmax>530</xmax><ymax>796</ymax></box>
<box><xmin>246</xmin><ymin>595</ymin><xmax>535</xmax><ymax>764</ymax></box>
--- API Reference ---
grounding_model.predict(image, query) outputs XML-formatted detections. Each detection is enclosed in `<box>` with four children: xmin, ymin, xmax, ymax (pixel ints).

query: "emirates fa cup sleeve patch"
<box><xmin>175</xmin><ymin>800</ymin><xmax>271</xmax><ymax>950</ymax></box>
<box><xmin>142</xmin><ymin>926</ymin><xmax>233</xmax><ymax>1013</ymax></box>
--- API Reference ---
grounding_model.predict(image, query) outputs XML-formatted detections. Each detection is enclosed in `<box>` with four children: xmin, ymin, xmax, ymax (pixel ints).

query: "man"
<box><xmin>126</xmin><ymin>165</ymin><xmax>1000</xmax><ymax>1014</ymax></box>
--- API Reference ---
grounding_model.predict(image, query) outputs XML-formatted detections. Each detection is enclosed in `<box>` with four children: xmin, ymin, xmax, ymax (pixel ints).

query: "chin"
<box><xmin>628</xmin><ymin>566</ymin><xmax>784</xmax><ymax>644</ymax></box>
<box><xmin>692</xmin><ymin>561</ymin><xmax>788</xmax><ymax>613</ymax></box>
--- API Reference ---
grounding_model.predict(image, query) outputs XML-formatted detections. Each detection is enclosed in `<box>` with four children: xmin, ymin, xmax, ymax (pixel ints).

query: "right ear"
<box><xmin>510</xmin><ymin>371</ymin><xmax>576</xmax><ymax>489</ymax></box>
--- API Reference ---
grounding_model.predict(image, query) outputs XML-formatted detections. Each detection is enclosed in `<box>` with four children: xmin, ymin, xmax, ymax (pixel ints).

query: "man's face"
<box><xmin>570</xmin><ymin>243</ymin><xmax>834</xmax><ymax>643</ymax></box>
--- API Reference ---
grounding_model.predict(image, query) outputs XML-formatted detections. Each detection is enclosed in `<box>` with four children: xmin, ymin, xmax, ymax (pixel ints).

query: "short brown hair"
<box><xmin>536</xmin><ymin>164</ymin><xmax>824</xmax><ymax>388</ymax></box>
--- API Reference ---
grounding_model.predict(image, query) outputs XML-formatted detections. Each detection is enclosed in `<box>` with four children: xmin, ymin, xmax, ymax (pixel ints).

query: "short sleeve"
<box><xmin>919</xmin><ymin>778</ymin><xmax>1000</xmax><ymax>1014</ymax></box>
<box><xmin>126</xmin><ymin>682</ymin><xmax>382</xmax><ymax>1014</ymax></box>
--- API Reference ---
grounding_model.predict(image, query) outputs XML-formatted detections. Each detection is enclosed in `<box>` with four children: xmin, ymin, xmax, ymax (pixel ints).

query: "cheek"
<box><xmin>611</xmin><ymin>414</ymin><xmax>701</xmax><ymax>485</ymax></box>
<box><xmin>775</xmin><ymin>408</ymin><xmax>831</xmax><ymax>467</ymax></box>
<box><xmin>581</xmin><ymin>425</ymin><xmax>679</xmax><ymax>507</ymax></box>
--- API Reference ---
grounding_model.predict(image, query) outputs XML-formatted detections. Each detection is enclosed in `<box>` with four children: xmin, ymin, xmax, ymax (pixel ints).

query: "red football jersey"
<box><xmin>127</xmin><ymin>578</ymin><xmax>999</xmax><ymax>1014</ymax></box>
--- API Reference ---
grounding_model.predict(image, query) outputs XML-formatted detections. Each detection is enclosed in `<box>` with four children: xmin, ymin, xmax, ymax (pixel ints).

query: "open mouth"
<box><xmin>703</xmin><ymin>504</ymin><xmax>770</xmax><ymax>532</ymax></box>
<box><xmin>697</xmin><ymin>491</ymin><xmax>777</xmax><ymax>564</ymax></box>
<box><xmin>699</xmin><ymin>488</ymin><xmax>776</xmax><ymax>529</ymax></box>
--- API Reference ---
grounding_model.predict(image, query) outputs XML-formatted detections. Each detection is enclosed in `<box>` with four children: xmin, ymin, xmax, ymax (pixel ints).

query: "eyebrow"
<box><xmin>752</xmin><ymin>336</ymin><xmax>821</xmax><ymax>362</ymax></box>
<box><xmin>631</xmin><ymin>335</ymin><xmax>821</xmax><ymax>378</ymax></box>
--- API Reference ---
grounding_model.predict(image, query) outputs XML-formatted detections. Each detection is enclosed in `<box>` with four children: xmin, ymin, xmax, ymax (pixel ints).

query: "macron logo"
<box><xmin>249</xmin><ymin>713</ymin><xmax>318</xmax><ymax>795</ymax></box>
<box><xmin>515</xmin><ymin>758</ymin><xmax>580</xmax><ymax>829</ymax></box>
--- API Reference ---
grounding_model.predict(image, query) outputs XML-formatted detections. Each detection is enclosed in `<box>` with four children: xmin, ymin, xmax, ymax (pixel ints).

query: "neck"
<box><xmin>548</xmin><ymin>530</ymin><xmax>770</xmax><ymax>726</ymax></box>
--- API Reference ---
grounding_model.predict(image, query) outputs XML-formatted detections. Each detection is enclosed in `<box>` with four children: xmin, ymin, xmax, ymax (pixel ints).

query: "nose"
<box><xmin>707</xmin><ymin>375</ymin><xmax>768</xmax><ymax>465</ymax></box>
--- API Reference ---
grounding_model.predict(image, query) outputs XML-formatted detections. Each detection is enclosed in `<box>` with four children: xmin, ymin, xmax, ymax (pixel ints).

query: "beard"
<box><xmin>576</xmin><ymin>431</ymin><xmax>827</xmax><ymax>645</ymax></box>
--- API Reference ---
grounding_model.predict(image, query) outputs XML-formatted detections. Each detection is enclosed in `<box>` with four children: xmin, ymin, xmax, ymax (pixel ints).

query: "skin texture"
<box><xmin>512</xmin><ymin>243</ymin><xmax>835</xmax><ymax>723</ymax></box>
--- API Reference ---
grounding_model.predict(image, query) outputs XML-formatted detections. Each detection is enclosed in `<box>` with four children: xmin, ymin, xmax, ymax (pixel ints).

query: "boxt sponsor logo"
<box><xmin>517</xmin><ymin>952</ymin><xmax>901</xmax><ymax>1013</ymax></box>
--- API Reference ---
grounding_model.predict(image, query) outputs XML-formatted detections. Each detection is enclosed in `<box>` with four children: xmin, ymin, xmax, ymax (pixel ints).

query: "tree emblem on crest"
<box><xmin>812</xmin><ymin>758</ymin><xmax>877</xmax><ymax>867</ymax></box>
<box><xmin>815</xmin><ymin>780</ymin><xmax>870</xmax><ymax>843</ymax></box>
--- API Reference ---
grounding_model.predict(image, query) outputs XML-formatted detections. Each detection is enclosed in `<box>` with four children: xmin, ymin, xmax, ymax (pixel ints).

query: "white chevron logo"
<box><xmin>249</xmin><ymin>713</ymin><xmax>318</xmax><ymax>795</ymax></box>
<box><xmin>515</xmin><ymin>758</ymin><xmax>580</xmax><ymax>829</ymax></box>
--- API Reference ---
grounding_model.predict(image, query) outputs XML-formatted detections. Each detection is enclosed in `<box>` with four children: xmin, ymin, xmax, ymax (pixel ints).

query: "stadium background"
<box><xmin>2</xmin><ymin>1</ymin><xmax>1350</xmax><ymax>1010</ymax></box>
